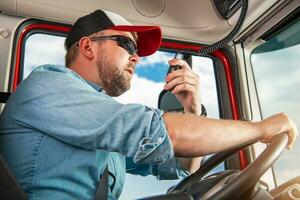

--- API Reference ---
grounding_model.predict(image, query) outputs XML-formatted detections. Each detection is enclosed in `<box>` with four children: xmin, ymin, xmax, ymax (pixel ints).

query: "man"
<box><xmin>0</xmin><ymin>10</ymin><xmax>298</xmax><ymax>200</ymax></box>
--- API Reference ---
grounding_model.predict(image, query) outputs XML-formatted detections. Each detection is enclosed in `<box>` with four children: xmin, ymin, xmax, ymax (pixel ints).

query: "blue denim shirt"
<box><xmin>0</xmin><ymin>65</ymin><xmax>188</xmax><ymax>200</ymax></box>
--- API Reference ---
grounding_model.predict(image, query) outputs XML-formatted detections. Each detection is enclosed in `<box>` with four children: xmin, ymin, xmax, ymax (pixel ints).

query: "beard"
<box><xmin>96</xmin><ymin>56</ymin><xmax>133</xmax><ymax>97</ymax></box>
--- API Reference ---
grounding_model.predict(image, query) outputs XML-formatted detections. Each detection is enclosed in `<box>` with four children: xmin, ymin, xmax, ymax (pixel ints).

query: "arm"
<box><xmin>164</xmin><ymin>58</ymin><xmax>203</xmax><ymax>173</ymax></box>
<box><xmin>164</xmin><ymin>58</ymin><xmax>298</xmax><ymax>173</ymax></box>
<box><xmin>164</xmin><ymin>112</ymin><xmax>298</xmax><ymax>157</ymax></box>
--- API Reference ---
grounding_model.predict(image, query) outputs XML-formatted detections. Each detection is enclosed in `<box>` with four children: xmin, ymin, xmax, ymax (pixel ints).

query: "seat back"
<box><xmin>0</xmin><ymin>156</ymin><xmax>28</xmax><ymax>199</ymax></box>
<box><xmin>0</xmin><ymin>92</ymin><xmax>10</xmax><ymax>104</ymax></box>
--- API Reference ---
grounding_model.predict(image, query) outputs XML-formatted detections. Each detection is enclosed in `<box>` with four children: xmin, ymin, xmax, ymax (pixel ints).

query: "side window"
<box><xmin>23</xmin><ymin>34</ymin><xmax>66</xmax><ymax>79</ymax></box>
<box><xmin>23</xmin><ymin>32</ymin><xmax>222</xmax><ymax>198</ymax></box>
<box><xmin>251</xmin><ymin>20</ymin><xmax>300</xmax><ymax>186</ymax></box>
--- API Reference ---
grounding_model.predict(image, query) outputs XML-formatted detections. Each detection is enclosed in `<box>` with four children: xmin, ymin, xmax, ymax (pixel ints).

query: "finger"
<box><xmin>166</xmin><ymin>68</ymin><xmax>199</xmax><ymax>83</ymax></box>
<box><xmin>287</xmin><ymin>122</ymin><xmax>298</xmax><ymax>149</ymax></box>
<box><xmin>170</xmin><ymin>83</ymin><xmax>196</xmax><ymax>94</ymax></box>
<box><xmin>168</xmin><ymin>58</ymin><xmax>191</xmax><ymax>71</ymax></box>
<box><xmin>165</xmin><ymin>74</ymin><xmax>198</xmax><ymax>91</ymax></box>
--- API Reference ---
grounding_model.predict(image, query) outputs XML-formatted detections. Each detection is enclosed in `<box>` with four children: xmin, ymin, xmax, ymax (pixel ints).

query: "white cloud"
<box><xmin>193</xmin><ymin>56</ymin><xmax>215</xmax><ymax>74</ymax></box>
<box><xmin>252</xmin><ymin>49</ymin><xmax>300</xmax><ymax>125</ymax></box>
<box><xmin>24</xmin><ymin>34</ymin><xmax>65</xmax><ymax>78</ymax></box>
<box><xmin>275</xmin><ymin>169</ymin><xmax>300</xmax><ymax>185</ymax></box>
<box><xmin>115</xmin><ymin>74</ymin><xmax>165</xmax><ymax>108</ymax></box>
<box><xmin>137</xmin><ymin>52</ymin><xmax>174</xmax><ymax>67</ymax></box>
<box><xmin>272</xmin><ymin>144</ymin><xmax>300</xmax><ymax>185</ymax></box>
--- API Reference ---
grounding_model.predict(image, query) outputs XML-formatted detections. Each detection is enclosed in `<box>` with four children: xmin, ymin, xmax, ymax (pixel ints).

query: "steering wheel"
<box><xmin>170</xmin><ymin>133</ymin><xmax>289</xmax><ymax>200</ymax></box>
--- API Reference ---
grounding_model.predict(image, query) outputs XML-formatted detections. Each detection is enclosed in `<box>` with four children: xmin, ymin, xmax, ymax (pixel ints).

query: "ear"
<box><xmin>78</xmin><ymin>37</ymin><xmax>96</xmax><ymax>60</ymax></box>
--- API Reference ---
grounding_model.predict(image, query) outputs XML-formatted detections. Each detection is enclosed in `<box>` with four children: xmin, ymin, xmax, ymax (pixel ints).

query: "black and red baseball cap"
<box><xmin>65</xmin><ymin>10</ymin><xmax>162</xmax><ymax>57</ymax></box>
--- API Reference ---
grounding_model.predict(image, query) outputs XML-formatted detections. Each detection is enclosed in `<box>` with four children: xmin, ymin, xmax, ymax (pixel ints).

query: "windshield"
<box><xmin>251</xmin><ymin>19</ymin><xmax>300</xmax><ymax>186</ymax></box>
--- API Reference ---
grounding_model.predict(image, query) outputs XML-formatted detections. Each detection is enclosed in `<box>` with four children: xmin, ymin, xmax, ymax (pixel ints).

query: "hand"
<box><xmin>164</xmin><ymin>58</ymin><xmax>201</xmax><ymax>115</ymax></box>
<box><xmin>258</xmin><ymin>113</ymin><xmax>298</xmax><ymax>149</ymax></box>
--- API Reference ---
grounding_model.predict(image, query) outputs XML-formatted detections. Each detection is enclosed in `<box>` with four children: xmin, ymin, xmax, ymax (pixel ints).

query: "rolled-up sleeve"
<box><xmin>10</xmin><ymin>65</ymin><xmax>174</xmax><ymax>164</ymax></box>
<box><xmin>126</xmin><ymin>156</ymin><xmax>190</xmax><ymax>180</ymax></box>
<box><xmin>132</xmin><ymin>109</ymin><xmax>174</xmax><ymax>164</ymax></box>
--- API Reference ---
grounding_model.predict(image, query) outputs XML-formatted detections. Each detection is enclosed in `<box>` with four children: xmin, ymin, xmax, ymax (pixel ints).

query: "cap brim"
<box><xmin>110</xmin><ymin>25</ymin><xmax>162</xmax><ymax>57</ymax></box>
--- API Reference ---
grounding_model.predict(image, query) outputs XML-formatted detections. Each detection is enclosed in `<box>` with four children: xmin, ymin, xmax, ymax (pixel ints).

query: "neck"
<box><xmin>68</xmin><ymin>60</ymin><xmax>102</xmax><ymax>86</ymax></box>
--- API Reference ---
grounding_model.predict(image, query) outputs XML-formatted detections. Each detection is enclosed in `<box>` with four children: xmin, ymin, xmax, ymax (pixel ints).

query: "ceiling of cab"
<box><xmin>0</xmin><ymin>0</ymin><xmax>280</xmax><ymax>45</ymax></box>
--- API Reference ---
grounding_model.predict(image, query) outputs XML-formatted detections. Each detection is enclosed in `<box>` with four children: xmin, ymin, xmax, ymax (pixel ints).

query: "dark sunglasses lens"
<box><xmin>118</xmin><ymin>37</ymin><xmax>137</xmax><ymax>55</ymax></box>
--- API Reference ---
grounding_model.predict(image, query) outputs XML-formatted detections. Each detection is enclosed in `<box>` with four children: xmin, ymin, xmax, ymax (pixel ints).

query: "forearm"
<box><xmin>177</xmin><ymin>157</ymin><xmax>202</xmax><ymax>174</ymax></box>
<box><xmin>164</xmin><ymin>112</ymin><xmax>262</xmax><ymax>157</ymax></box>
<box><xmin>178</xmin><ymin>104</ymin><xmax>203</xmax><ymax>173</ymax></box>
<box><xmin>177</xmin><ymin>107</ymin><xmax>203</xmax><ymax>173</ymax></box>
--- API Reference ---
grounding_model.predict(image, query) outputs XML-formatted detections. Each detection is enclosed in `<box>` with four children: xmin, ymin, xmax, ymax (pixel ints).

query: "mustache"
<box><xmin>124</xmin><ymin>62</ymin><xmax>135</xmax><ymax>74</ymax></box>
<box><xmin>125</xmin><ymin>62</ymin><xmax>135</xmax><ymax>71</ymax></box>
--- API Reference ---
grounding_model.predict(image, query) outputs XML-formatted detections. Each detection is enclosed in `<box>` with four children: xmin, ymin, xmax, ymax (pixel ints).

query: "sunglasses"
<box><xmin>90</xmin><ymin>35</ymin><xmax>138</xmax><ymax>55</ymax></box>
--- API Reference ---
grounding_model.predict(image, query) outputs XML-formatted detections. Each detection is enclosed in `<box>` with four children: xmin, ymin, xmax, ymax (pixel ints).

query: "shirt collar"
<box><xmin>86</xmin><ymin>81</ymin><xmax>105</xmax><ymax>94</ymax></box>
<box><xmin>64</xmin><ymin>66</ymin><xmax>105</xmax><ymax>94</ymax></box>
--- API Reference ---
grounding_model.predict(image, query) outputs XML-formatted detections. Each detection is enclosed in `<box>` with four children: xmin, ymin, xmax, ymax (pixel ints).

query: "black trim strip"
<box><xmin>0</xmin><ymin>92</ymin><xmax>11</xmax><ymax>103</ymax></box>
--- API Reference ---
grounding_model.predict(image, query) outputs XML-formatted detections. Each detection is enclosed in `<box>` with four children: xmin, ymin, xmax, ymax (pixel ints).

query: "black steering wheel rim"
<box><xmin>172</xmin><ymin>134</ymin><xmax>288</xmax><ymax>200</ymax></box>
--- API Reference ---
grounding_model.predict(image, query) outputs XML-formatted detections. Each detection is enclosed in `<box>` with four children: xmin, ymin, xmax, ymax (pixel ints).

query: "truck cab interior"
<box><xmin>0</xmin><ymin>0</ymin><xmax>299</xmax><ymax>199</ymax></box>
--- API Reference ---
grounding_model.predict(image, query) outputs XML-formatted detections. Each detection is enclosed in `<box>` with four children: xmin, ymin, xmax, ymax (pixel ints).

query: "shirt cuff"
<box><xmin>156</xmin><ymin>157</ymin><xmax>190</xmax><ymax>180</ymax></box>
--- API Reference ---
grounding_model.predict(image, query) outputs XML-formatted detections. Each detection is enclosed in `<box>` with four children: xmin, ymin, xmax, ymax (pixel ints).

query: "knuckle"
<box><xmin>280</xmin><ymin>112</ymin><xmax>290</xmax><ymax>122</ymax></box>
<box><xmin>183</xmin><ymin>68</ymin><xmax>188</xmax><ymax>75</ymax></box>
<box><xmin>173</xmin><ymin>87</ymin><xmax>178</xmax><ymax>93</ymax></box>
<box><xmin>196</xmin><ymin>79</ymin><xmax>200</xmax><ymax>85</ymax></box>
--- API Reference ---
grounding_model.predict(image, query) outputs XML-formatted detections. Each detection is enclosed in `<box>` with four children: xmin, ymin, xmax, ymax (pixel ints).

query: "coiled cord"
<box><xmin>198</xmin><ymin>0</ymin><xmax>248</xmax><ymax>55</ymax></box>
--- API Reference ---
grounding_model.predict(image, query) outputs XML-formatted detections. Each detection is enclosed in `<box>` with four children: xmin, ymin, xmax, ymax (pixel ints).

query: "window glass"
<box><xmin>251</xmin><ymin>21</ymin><xmax>300</xmax><ymax>185</ymax></box>
<box><xmin>23</xmin><ymin>33</ymin><xmax>222</xmax><ymax>198</ymax></box>
<box><xmin>23</xmin><ymin>34</ymin><xmax>66</xmax><ymax>79</ymax></box>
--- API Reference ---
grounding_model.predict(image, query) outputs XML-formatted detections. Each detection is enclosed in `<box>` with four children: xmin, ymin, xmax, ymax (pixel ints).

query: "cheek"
<box><xmin>111</xmin><ymin>51</ymin><xmax>129</xmax><ymax>68</ymax></box>
<box><xmin>100</xmin><ymin>44</ymin><xmax>129</xmax><ymax>68</ymax></box>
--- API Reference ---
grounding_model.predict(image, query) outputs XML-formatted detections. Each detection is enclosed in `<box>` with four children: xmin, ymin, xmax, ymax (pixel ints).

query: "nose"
<box><xmin>130</xmin><ymin>53</ymin><xmax>140</xmax><ymax>64</ymax></box>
